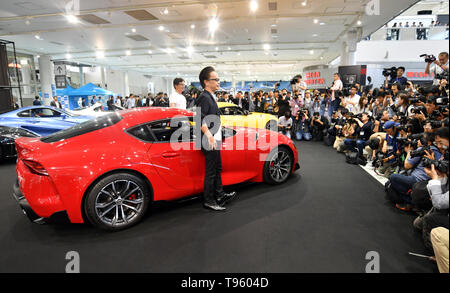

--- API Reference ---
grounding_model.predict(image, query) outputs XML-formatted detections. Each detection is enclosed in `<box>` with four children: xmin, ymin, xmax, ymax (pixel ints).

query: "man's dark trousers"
<box><xmin>202</xmin><ymin>141</ymin><xmax>224</xmax><ymax>205</ymax></box>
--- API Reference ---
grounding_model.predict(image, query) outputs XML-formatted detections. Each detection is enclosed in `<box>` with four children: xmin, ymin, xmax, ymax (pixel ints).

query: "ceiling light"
<box><xmin>163</xmin><ymin>8</ymin><xmax>169</xmax><ymax>15</ymax></box>
<box><xmin>228</xmin><ymin>47</ymin><xmax>231</xmax><ymax>50</ymax></box>
<box><xmin>263</xmin><ymin>44</ymin><xmax>271</xmax><ymax>50</ymax></box>
<box><xmin>215</xmin><ymin>47</ymin><xmax>219</xmax><ymax>51</ymax></box>
<box><xmin>37</xmin><ymin>55</ymin><xmax>40</xmax><ymax>58</ymax></box>
<box><xmin>158</xmin><ymin>25</ymin><xmax>165</xmax><ymax>31</ymax></box>
<box><xmin>190</xmin><ymin>24</ymin><xmax>196</xmax><ymax>29</ymax></box>
<box><xmin>250</xmin><ymin>0</ymin><xmax>258</xmax><ymax>12</ymax></box>
<box><xmin>65</xmin><ymin>53</ymin><xmax>72</xmax><ymax>59</ymax></box>
<box><xmin>25</xmin><ymin>19</ymin><xmax>30</xmax><ymax>25</ymax></box>
<box><xmin>126</xmin><ymin>50</ymin><xmax>131</xmax><ymax>56</ymax></box>
<box><xmin>314</xmin><ymin>19</ymin><xmax>319</xmax><ymax>24</ymax></box>
<box><xmin>320</xmin><ymin>22</ymin><xmax>326</xmax><ymax>25</ymax></box>
<box><xmin>186</xmin><ymin>46</ymin><xmax>194</xmax><ymax>54</ymax></box>
<box><xmin>209</xmin><ymin>17</ymin><xmax>219</xmax><ymax>34</ymax></box>
<box><xmin>165</xmin><ymin>48</ymin><xmax>175</xmax><ymax>54</ymax></box>
<box><xmin>309</xmin><ymin>50</ymin><xmax>314</xmax><ymax>54</ymax></box>
<box><xmin>20</xmin><ymin>59</ymin><xmax>28</xmax><ymax>65</ymax></box>
<box><xmin>237</xmin><ymin>52</ymin><xmax>241</xmax><ymax>56</ymax></box>
<box><xmin>312</xmin><ymin>34</ymin><xmax>318</xmax><ymax>37</ymax></box>
<box><xmin>302</xmin><ymin>1</ymin><xmax>307</xmax><ymax>6</ymax></box>
<box><xmin>96</xmin><ymin>51</ymin><xmax>105</xmax><ymax>58</ymax></box>
<box><xmin>65</xmin><ymin>14</ymin><xmax>79</xmax><ymax>24</ymax></box>
<box><xmin>34</xmin><ymin>34</ymin><xmax>41</xmax><ymax>40</ymax></box>
<box><xmin>131</xmin><ymin>28</ymin><xmax>136</xmax><ymax>33</ymax></box>
<box><xmin>271</xmin><ymin>24</ymin><xmax>277</xmax><ymax>27</ymax></box>
<box><xmin>357</xmin><ymin>20</ymin><xmax>362</xmax><ymax>26</ymax></box>
<box><xmin>148</xmin><ymin>50</ymin><xmax>152</xmax><ymax>54</ymax></box>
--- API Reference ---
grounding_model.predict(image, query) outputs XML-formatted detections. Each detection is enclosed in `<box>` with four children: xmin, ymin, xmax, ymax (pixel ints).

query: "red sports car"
<box><xmin>13</xmin><ymin>108</ymin><xmax>299</xmax><ymax>231</ymax></box>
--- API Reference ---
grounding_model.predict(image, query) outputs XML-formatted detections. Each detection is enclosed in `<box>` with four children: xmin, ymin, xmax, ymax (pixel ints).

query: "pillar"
<box><xmin>38</xmin><ymin>55</ymin><xmax>55</xmax><ymax>105</ymax></box>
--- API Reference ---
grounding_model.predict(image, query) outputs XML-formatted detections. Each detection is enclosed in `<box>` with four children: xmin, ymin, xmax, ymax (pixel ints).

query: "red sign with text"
<box><xmin>305</xmin><ymin>72</ymin><xmax>325</xmax><ymax>85</ymax></box>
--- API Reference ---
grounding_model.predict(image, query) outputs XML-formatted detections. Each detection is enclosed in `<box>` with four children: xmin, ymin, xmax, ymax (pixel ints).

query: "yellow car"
<box><xmin>217</xmin><ymin>102</ymin><xmax>278</xmax><ymax>131</ymax></box>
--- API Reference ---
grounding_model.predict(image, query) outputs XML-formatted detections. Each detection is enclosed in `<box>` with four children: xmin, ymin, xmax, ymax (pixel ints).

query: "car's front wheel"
<box><xmin>84</xmin><ymin>173</ymin><xmax>150</xmax><ymax>231</ymax></box>
<box><xmin>263</xmin><ymin>146</ymin><xmax>293</xmax><ymax>185</ymax></box>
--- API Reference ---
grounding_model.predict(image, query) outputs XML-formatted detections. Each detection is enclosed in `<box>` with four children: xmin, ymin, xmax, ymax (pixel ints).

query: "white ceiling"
<box><xmin>0</xmin><ymin>0</ymin><xmax>421</xmax><ymax>80</ymax></box>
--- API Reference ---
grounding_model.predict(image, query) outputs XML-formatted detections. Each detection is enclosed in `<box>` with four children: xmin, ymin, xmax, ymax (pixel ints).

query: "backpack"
<box><xmin>345</xmin><ymin>151</ymin><xmax>359</xmax><ymax>165</ymax></box>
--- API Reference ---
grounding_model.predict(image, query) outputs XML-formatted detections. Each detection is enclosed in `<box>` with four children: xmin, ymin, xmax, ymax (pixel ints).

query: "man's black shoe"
<box><xmin>217</xmin><ymin>191</ymin><xmax>237</xmax><ymax>206</ymax></box>
<box><xmin>203</xmin><ymin>202</ymin><xmax>226</xmax><ymax>211</ymax></box>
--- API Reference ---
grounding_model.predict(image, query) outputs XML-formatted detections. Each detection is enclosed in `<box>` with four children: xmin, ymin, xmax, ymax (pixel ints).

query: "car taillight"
<box><xmin>22</xmin><ymin>160</ymin><xmax>49</xmax><ymax>176</ymax></box>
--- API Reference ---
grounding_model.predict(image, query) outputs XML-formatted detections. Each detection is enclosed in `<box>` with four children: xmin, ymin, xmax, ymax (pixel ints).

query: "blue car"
<box><xmin>0</xmin><ymin>106</ymin><xmax>94</xmax><ymax>137</ymax></box>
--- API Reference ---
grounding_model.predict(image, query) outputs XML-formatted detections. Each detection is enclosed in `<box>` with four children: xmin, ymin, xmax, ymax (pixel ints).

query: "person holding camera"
<box><xmin>343</xmin><ymin>113</ymin><xmax>374</xmax><ymax>158</ymax></box>
<box><xmin>341</xmin><ymin>86</ymin><xmax>361</xmax><ymax>113</ymax></box>
<box><xmin>278</xmin><ymin>111</ymin><xmax>293</xmax><ymax>139</ymax></box>
<box><xmin>425</xmin><ymin>52</ymin><xmax>449</xmax><ymax>86</ymax></box>
<box><xmin>294</xmin><ymin>108</ymin><xmax>312</xmax><ymax>141</ymax></box>
<box><xmin>276</xmin><ymin>91</ymin><xmax>291</xmax><ymax>118</ymax></box>
<box><xmin>375</xmin><ymin>121</ymin><xmax>401</xmax><ymax>177</ymax></box>
<box><xmin>388</xmin><ymin>130</ymin><xmax>444</xmax><ymax>210</ymax></box>
<box><xmin>330</xmin><ymin>73</ymin><xmax>343</xmax><ymax>117</ymax></box>
<box><xmin>386</xmin><ymin>67</ymin><xmax>408</xmax><ymax>87</ymax></box>
<box><xmin>291</xmin><ymin>75</ymin><xmax>307</xmax><ymax>99</ymax></box>
<box><xmin>310</xmin><ymin>111</ymin><xmax>329</xmax><ymax>142</ymax></box>
<box><xmin>411</xmin><ymin>128</ymin><xmax>449</xmax><ymax>255</ymax></box>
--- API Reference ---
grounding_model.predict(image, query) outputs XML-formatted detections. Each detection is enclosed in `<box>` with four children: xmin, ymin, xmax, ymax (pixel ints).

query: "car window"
<box><xmin>127</xmin><ymin>124</ymin><xmax>155</xmax><ymax>142</ymax></box>
<box><xmin>151</xmin><ymin>117</ymin><xmax>195</xmax><ymax>142</ymax></box>
<box><xmin>17</xmin><ymin>110</ymin><xmax>31</xmax><ymax>117</ymax></box>
<box><xmin>41</xmin><ymin>113</ymin><xmax>122</xmax><ymax>143</ymax></box>
<box><xmin>31</xmin><ymin>108</ymin><xmax>62</xmax><ymax>118</ymax></box>
<box><xmin>221</xmin><ymin>106</ymin><xmax>244</xmax><ymax>116</ymax></box>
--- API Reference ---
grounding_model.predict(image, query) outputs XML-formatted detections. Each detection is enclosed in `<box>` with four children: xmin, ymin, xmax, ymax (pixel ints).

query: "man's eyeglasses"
<box><xmin>208</xmin><ymin>78</ymin><xmax>220</xmax><ymax>82</ymax></box>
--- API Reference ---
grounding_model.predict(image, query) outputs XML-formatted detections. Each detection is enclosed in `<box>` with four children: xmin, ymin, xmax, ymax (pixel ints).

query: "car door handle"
<box><xmin>162</xmin><ymin>152</ymin><xmax>180</xmax><ymax>158</ymax></box>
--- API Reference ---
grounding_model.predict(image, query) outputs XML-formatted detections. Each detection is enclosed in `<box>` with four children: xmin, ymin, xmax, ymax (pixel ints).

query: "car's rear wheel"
<box><xmin>263</xmin><ymin>146</ymin><xmax>293</xmax><ymax>185</ymax></box>
<box><xmin>84</xmin><ymin>173</ymin><xmax>150</xmax><ymax>231</ymax></box>
<box><xmin>265</xmin><ymin>120</ymin><xmax>278</xmax><ymax>131</ymax></box>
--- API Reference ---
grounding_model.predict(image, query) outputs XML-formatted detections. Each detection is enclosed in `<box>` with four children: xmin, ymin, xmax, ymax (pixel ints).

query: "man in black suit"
<box><xmin>50</xmin><ymin>96</ymin><xmax>62</xmax><ymax>108</ymax></box>
<box><xmin>195</xmin><ymin>66</ymin><xmax>236</xmax><ymax>211</ymax></box>
<box><xmin>232</xmin><ymin>91</ymin><xmax>249</xmax><ymax>110</ymax></box>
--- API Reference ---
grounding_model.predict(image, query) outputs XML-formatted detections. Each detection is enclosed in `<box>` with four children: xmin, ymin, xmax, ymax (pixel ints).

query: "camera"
<box><xmin>422</xmin><ymin>157</ymin><xmax>449</xmax><ymax>173</ymax></box>
<box><xmin>382</xmin><ymin>67</ymin><xmax>397</xmax><ymax>79</ymax></box>
<box><xmin>290</xmin><ymin>75</ymin><xmax>301</xmax><ymax>85</ymax></box>
<box><xmin>435</xmin><ymin>70</ymin><xmax>449</xmax><ymax>81</ymax></box>
<box><xmin>410</xmin><ymin>146</ymin><xmax>431</xmax><ymax>158</ymax></box>
<box><xmin>411</xmin><ymin>105</ymin><xmax>427</xmax><ymax>115</ymax></box>
<box><xmin>409</xmin><ymin>93</ymin><xmax>427</xmax><ymax>104</ymax></box>
<box><xmin>420</xmin><ymin>54</ymin><xmax>437</xmax><ymax>63</ymax></box>
<box><xmin>435</xmin><ymin>96</ymin><xmax>449</xmax><ymax>105</ymax></box>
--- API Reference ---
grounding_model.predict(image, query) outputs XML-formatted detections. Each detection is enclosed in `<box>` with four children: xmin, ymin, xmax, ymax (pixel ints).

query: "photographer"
<box><xmin>291</xmin><ymin>75</ymin><xmax>307</xmax><ymax>98</ymax></box>
<box><xmin>343</xmin><ymin>113</ymin><xmax>374</xmax><ymax>158</ymax></box>
<box><xmin>388</xmin><ymin>130</ymin><xmax>443</xmax><ymax>210</ymax></box>
<box><xmin>373</xmin><ymin>110</ymin><xmax>390</xmax><ymax>133</ymax></box>
<box><xmin>333</xmin><ymin>112</ymin><xmax>357</xmax><ymax>153</ymax></box>
<box><xmin>311</xmin><ymin>90</ymin><xmax>322</xmax><ymax>114</ymax></box>
<box><xmin>341</xmin><ymin>86</ymin><xmax>361</xmax><ymax>113</ymax></box>
<box><xmin>385</xmin><ymin>67</ymin><xmax>408</xmax><ymax>87</ymax></box>
<box><xmin>294</xmin><ymin>108</ymin><xmax>312</xmax><ymax>141</ymax></box>
<box><xmin>411</xmin><ymin>128</ymin><xmax>449</xmax><ymax>253</ymax></box>
<box><xmin>276</xmin><ymin>91</ymin><xmax>291</xmax><ymax>118</ymax></box>
<box><xmin>290</xmin><ymin>94</ymin><xmax>303</xmax><ymax>118</ymax></box>
<box><xmin>330</xmin><ymin>73</ymin><xmax>343</xmax><ymax>117</ymax></box>
<box><xmin>278</xmin><ymin>111</ymin><xmax>293</xmax><ymax>139</ymax></box>
<box><xmin>425</xmin><ymin>52</ymin><xmax>449</xmax><ymax>86</ymax></box>
<box><xmin>310</xmin><ymin>111</ymin><xmax>329</xmax><ymax>142</ymax></box>
<box><xmin>376</xmin><ymin>121</ymin><xmax>400</xmax><ymax>177</ymax></box>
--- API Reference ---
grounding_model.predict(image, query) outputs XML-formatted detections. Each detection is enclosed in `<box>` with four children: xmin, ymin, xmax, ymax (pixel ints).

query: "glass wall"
<box><xmin>6</xmin><ymin>51</ymin><xmax>38</xmax><ymax>107</ymax></box>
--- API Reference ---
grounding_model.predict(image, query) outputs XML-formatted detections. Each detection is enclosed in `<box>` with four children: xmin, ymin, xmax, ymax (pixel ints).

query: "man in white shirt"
<box><xmin>425</xmin><ymin>52</ymin><xmax>449</xmax><ymax>86</ymax></box>
<box><xmin>278</xmin><ymin>112</ymin><xmax>293</xmax><ymax>139</ymax></box>
<box><xmin>329</xmin><ymin>73</ymin><xmax>343</xmax><ymax>117</ymax></box>
<box><xmin>169</xmin><ymin>78</ymin><xmax>187</xmax><ymax>109</ymax></box>
<box><xmin>341</xmin><ymin>85</ymin><xmax>360</xmax><ymax>113</ymax></box>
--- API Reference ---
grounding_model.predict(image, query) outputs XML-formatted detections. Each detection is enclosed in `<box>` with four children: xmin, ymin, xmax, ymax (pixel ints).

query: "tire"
<box><xmin>265</xmin><ymin>120</ymin><xmax>278</xmax><ymax>131</ymax></box>
<box><xmin>84</xmin><ymin>173</ymin><xmax>150</xmax><ymax>231</ymax></box>
<box><xmin>263</xmin><ymin>146</ymin><xmax>293</xmax><ymax>185</ymax></box>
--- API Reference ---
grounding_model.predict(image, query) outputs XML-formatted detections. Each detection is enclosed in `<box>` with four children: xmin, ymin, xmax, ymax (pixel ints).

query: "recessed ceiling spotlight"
<box><xmin>250</xmin><ymin>0</ymin><xmax>258</xmax><ymax>12</ymax></box>
<box><xmin>96</xmin><ymin>51</ymin><xmax>105</xmax><ymax>58</ymax></box>
<box><xmin>228</xmin><ymin>47</ymin><xmax>231</xmax><ymax>50</ymax></box>
<box><xmin>320</xmin><ymin>22</ymin><xmax>326</xmax><ymax>25</ymax></box>
<box><xmin>186</xmin><ymin>46</ymin><xmax>194</xmax><ymax>54</ymax></box>
<box><xmin>357</xmin><ymin>20</ymin><xmax>362</xmax><ymax>26</ymax></box>
<box><xmin>25</xmin><ymin>19</ymin><xmax>31</xmax><ymax>25</ymax></box>
<box><xmin>163</xmin><ymin>8</ymin><xmax>169</xmax><ymax>15</ymax></box>
<box><xmin>131</xmin><ymin>28</ymin><xmax>136</xmax><ymax>33</ymax></box>
<box><xmin>37</xmin><ymin>55</ymin><xmax>40</xmax><ymax>58</ymax></box>
<box><xmin>158</xmin><ymin>25</ymin><xmax>165</xmax><ymax>31</ymax></box>
<box><xmin>190</xmin><ymin>24</ymin><xmax>195</xmax><ymax>29</ymax></box>
<box><xmin>65</xmin><ymin>14</ymin><xmax>79</xmax><ymax>24</ymax></box>
<box><xmin>263</xmin><ymin>44</ymin><xmax>270</xmax><ymax>50</ymax></box>
<box><xmin>314</xmin><ymin>19</ymin><xmax>319</xmax><ymax>24</ymax></box>
<box><xmin>126</xmin><ymin>50</ymin><xmax>131</xmax><ymax>56</ymax></box>
<box><xmin>215</xmin><ymin>47</ymin><xmax>219</xmax><ymax>51</ymax></box>
<box><xmin>301</xmin><ymin>1</ymin><xmax>307</xmax><ymax>6</ymax></box>
<box><xmin>309</xmin><ymin>50</ymin><xmax>314</xmax><ymax>54</ymax></box>
<box><xmin>148</xmin><ymin>50</ymin><xmax>152</xmax><ymax>54</ymax></box>
<box><xmin>237</xmin><ymin>52</ymin><xmax>241</xmax><ymax>56</ymax></box>
<box><xmin>65</xmin><ymin>53</ymin><xmax>72</xmax><ymax>59</ymax></box>
<box><xmin>312</xmin><ymin>34</ymin><xmax>318</xmax><ymax>37</ymax></box>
